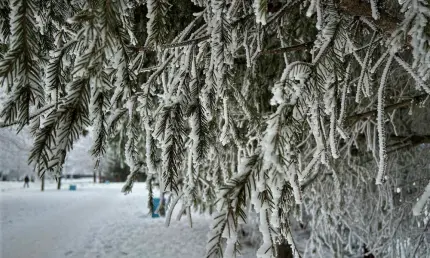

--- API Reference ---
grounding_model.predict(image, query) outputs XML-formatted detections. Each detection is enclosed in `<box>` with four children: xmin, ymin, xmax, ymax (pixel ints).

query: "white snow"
<box><xmin>413</xmin><ymin>181</ymin><xmax>430</xmax><ymax>216</ymax></box>
<box><xmin>370</xmin><ymin>0</ymin><xmax>380</xmax><ymax>20</ymax></box>
<box><xmin>1</xmin><ymin>180</ymin><xmax>247</xmax><ymax>258</ymax></box>
<box><xmin>253</xmin><ymin>0</ymin><xmax>267</xmax><ymax>25</ymax></box>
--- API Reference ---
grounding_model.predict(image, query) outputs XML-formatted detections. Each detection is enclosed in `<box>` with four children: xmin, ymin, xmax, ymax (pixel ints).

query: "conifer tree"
<box><xmin>1</xmin><ymin>0</ymin><xmax>429</xmax><ymax>257</ymax></box>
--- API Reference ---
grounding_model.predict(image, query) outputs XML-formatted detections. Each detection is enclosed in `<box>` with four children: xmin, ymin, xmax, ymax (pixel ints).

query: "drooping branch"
<box><xmin>0</xmin><ymin>103</ymin><xmax>57</xmax><ymax>128</ymax></box>
<box><xmin>258</xmin><ymin>41</ymin><xmax>314</xmax><ymax>56</ymax></box>
<box><xmin>161</xmin><ymin>35</ymin><xmax>210</xmax><ymax>49</ymax></box>
<box><xmin>346</xmin><ymin>94</ymin><xmax>428</xmax><ymax>126</ymax></box>
<box><xmin>132</xmin><ymin>35</ymin><xmax>210</xmax><ymax>52</ymax></box>
<box><xmin>301</xmin><ymin>133</ymin><xmax>430</xmax><ymax>188</ymax></box>
<box><xmin>338</xmin><ymin>0</ymin><xmax>400</xmax><ymax>34</ymax></box>
<box><xmin>387</xmin><ymin>135</ymin><xmax>430</xmax><ymax>154</ymax></box>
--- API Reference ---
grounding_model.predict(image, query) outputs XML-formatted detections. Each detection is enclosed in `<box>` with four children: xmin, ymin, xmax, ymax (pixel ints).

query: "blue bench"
<box><xmin>69</xmin><ymin>184</ymin><xmax>77</xmax><ymax>191</ymax></box>
<box><xmin>152</xmin><ymin>198</ymin><xmax>160</xmax><ymax>218</ymax></box>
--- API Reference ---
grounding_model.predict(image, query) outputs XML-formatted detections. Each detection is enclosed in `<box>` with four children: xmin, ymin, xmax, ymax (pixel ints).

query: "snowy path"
<box><xmin>0</xmin><ymin>182</ymin><xmax>216</xmax><ymax>258</ymax></box>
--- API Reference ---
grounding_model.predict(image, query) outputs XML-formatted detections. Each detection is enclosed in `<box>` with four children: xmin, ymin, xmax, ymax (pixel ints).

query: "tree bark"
<box><xmin>277</xmin><ymin>242</ymin><xmax>294</xmax><ymax>258</ymax></box>
<box><xmin>363</xmin><ymin>244</ymin><xmax>375</xmax><ymax>258</ymax></box>
<box><xmin>57</xmin><ymin>176</ymin><xmax>61</xmax><ymax>190</ymax></box>
<box><xmin>41</xmin><ymin>175</ymin><xmax>45</xmax><ymax>192</ymax></box>
<box><xmin>93</xmin><ymin>170</ymin><xmax>96</xmax><ymax>183</ymax></box>
<box><xmin>159</xmin><ymin>192</ymin><xmax>166</xmax><ymax>217</ymax></box>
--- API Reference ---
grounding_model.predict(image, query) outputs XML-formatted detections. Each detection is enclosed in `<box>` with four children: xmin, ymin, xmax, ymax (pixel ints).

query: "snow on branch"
<box><xmin>2</xmin><ymin>1</ymin><xmax>430</xmax><ymax>256</ymax></box>
<box><xmin>413</xmin><ymin>181</ymin><xmax>430</xmax><ymax>216</ymax></box>
<box><xmin>375</xmin><ymin>54</ymin><xmax>393</xmax><ymax>185</ymax></box>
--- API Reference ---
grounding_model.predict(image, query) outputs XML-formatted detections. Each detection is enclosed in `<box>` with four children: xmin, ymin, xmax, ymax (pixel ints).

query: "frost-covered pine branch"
<box><xmin>2</xmin><ymin>0</ymin><xmax>430</xmax><ymax>257</ymax></box>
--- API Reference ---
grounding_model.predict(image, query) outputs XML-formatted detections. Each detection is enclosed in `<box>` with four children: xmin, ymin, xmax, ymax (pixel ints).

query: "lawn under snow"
<box><xmin>0</xmin><ymin>180</ymin><xmax>256</xmax><ymax>258</ymax></box>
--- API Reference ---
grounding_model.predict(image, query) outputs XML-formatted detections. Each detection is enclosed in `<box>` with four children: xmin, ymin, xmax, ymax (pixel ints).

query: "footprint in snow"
<box><xmin>64</xmin><ymin>251</ymin><xmax>73</xmax><ymax>256</ymax></box>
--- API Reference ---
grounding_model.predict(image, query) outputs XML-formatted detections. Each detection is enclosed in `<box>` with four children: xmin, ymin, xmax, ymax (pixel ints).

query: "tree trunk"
<box><xmin>159</xmin><ymin>192</ymin><xmax>166</xmax><ymax>217</ymax></box>
<box><xmin>57</xmin><ymin>177</ymin><xmax>61</xmax><ymax>190</ymax></box>
<box><xmin>41</xmin><ymin>175</ymin><xmax>45</xmax><ymax>192</ymax></box>
<box><xmin>363</xmin><ymin>244</ymin><xmax>375</xmax><ymax>258</ymax></box>
<box><xmin>98</xmin><ymin>169</ymin><xmax>102</xmax><ymax>183</ymax></box>
<box><xmin>277</xmin><ymin>242</ymin><xmax>294</xmax><ymax>258</ymax></box>
<box><xmin>93</xmin><ymin>170</ymin><xmax>96</xmax><ymax>183</ymax></box>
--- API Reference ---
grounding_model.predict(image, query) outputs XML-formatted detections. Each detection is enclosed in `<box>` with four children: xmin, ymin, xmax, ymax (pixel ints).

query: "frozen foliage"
<box><xmin>376</xmin><ymin>54</ymin><xmax>393</xmax><ymax>185</ymax></box>
<box><xmin>1</xmin><ymin>0</ymin><xmax>430</xmax><ymax>257</ymax></box>
<box><xmin>304</xmin><ymin>148</ymin><xmax>430</xmax><ymax>257</ymax></box>
<box><xmin>391</xmin><ymin>0</ymin><xmax>430</xmax><ymax>83</ymax></box>
<box><xmin>253</xmin><ymin>0</ymin><xmax>268</xmax><ymax>25</ymax></box>
<box><xmin>413</xmin><ymin>181</ymin><xmax>430</xmax><ymax>216</ymax></box>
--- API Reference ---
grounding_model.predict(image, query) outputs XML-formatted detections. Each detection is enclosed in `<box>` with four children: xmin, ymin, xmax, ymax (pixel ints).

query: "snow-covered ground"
<box><xmin>0</xmin><ymin>180</ymin><xmax>256</xmax><ymax>258</ymax></box>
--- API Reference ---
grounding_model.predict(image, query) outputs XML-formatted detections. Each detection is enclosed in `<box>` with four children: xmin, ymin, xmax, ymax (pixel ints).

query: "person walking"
<box><xmin>23</xmin><ymin>175</ymin><xmax>30</xmax><ymax>188</ymax></box>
